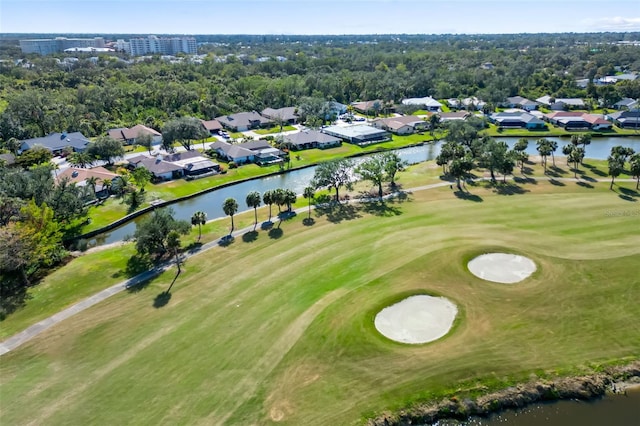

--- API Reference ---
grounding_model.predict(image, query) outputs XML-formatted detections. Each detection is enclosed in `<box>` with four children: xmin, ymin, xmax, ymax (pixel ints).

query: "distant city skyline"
<box><xmin>2</xmin><ymin>0</ymin><xmax>640</xmax><ymax>35</ymax></box>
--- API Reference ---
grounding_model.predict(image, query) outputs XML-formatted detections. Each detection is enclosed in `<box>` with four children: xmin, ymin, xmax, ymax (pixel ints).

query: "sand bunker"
<box><xmin>468</xmin><ymin>253</ymin><xmax>536</xmax><ymax>284</ymax></box>
<box><xmin>374</xmin><ymin>295</ymin><xmax>457</xmax><ymax>344</ymax></box>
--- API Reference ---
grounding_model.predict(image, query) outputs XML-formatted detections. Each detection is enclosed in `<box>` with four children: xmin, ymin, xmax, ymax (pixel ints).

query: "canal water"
<box><xmin>434</xmin><ymin>385</ymin><xmax>640</xmax><ymax>426</ymax></box>
<box><xmin>89</xmin><ymin>136</ymin><xmax>640</xmax><ymax>246</ymax></box>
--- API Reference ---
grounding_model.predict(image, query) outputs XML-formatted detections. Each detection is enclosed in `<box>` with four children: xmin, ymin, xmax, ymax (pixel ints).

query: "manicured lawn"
<box><xmin>1</xmin><ymin>173</ymin><xmax>638</xmax><ymax>425</ymax></box>
<box><xmin>253</xmin><ymin>125</ymin><xmax>297</xmax><ymax>135</ymax></box>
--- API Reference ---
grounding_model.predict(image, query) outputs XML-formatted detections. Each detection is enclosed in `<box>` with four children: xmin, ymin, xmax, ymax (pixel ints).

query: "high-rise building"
<box><xmin>128</xmin><ymin>35</ymin><xmax>197</xmax><ymax>56</ymax></box>
<box><xmin>19</xmin><ymin>37</ymin><xmax>105</xmax><ymax>55</ymax></box>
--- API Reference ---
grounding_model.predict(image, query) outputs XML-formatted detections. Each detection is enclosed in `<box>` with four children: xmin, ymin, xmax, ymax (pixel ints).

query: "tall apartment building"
<box><xmin>19</xmin><ymin>37</ymin><xmax>105</xmax><ymax>55</ymax></box>
<box><xmin>128</xmin><ymin>35</ymin><xmax>197</xmax><ymax>56</ymax></box>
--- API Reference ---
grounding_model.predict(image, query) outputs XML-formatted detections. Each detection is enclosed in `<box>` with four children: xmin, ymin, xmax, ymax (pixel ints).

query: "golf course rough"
<box><xmin>374</xmin><ymin>295</ymin><xmax>458</xmax><ymax>344</ymax></box>
<box><xmin>467</xmin><ymin>253</ymin><xmax>537</xmax><ymax>284</ymax></box>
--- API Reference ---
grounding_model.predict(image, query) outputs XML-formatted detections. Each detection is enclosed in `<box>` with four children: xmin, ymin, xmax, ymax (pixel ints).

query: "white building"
<box><xmin>129</xmin><ymin>36</ymin><xmax>197</xmax><ymax>56</ymax></box>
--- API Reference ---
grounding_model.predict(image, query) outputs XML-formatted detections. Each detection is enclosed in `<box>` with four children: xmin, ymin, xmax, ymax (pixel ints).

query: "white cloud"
<box><xmin>584</xmin><ymin>17</ymin><xmax>640</xmax><ymax>31</ymax></box>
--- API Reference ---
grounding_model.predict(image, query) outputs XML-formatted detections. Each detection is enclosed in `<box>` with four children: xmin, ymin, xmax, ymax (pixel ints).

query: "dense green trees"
<box><xmin>2</xmin><ymin>33</ymin><xmax>638</xmax><ymax>142</ymax></box>
<box><xmin>87</xmin><ymin>136</ymin><xmax>125</xmax><ymax>165</ymax></box>
<box><xmin>133</xmin><ymin>208</ymin><xmax>190</xmax><ymax>257</ymax></box>
<box><xmin>162</xmin><ymin>117</ymin><xmax>208</xmax><ymax>151</ymax></box>
<box><xmin>311</xmin><ymin>158</ymin><xmax>354</xmax><ymax>202</ymax></box>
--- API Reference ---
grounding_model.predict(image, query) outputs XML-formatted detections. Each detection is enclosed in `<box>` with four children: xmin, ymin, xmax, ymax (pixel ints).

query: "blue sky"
<box><xmin>1</xmin><ymin>0</ymin><xmax>640</xmax><ymax>35</ymax></box>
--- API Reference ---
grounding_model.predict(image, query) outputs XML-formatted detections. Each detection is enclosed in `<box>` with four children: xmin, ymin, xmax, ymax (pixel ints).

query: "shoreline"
<box><xmin>367</xmin><ymin>361</ymin><xmax>640</xmax><ymax>426</ymax></box>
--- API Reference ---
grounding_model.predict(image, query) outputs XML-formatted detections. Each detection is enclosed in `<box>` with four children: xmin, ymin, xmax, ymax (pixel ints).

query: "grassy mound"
<box><xmin>1</xmin><ymin>180</ymin><xmax>639</xmax><ymax>425</ymax></box>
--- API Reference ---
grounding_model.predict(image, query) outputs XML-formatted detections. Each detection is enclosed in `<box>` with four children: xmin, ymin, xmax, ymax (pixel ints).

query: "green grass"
<box><xmin>253</xmin><ymin>126</ymin><xmax>297</xmax><ymax>135</ymax></box>
<box><xmin>1</xmin><ymin>173</ymin><xmax>638</xmax><ymax>425</ymax></box>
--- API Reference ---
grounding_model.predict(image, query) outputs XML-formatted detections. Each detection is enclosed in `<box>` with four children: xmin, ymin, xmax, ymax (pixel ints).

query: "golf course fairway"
<box><xmin>1</xmin><ymin>179</ymin><xmax>639</xmax><ymax>425</ymax></box>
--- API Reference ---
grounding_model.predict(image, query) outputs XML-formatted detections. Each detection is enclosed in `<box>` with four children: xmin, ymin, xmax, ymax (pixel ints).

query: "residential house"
<box><xmin>215</xmin><ymin>112</ymin><xmax>272</xmax><ymax>132</ymax></box>
<box><xmin>326</xmin><ymin>101</ymin><xmax>348</xmax><ymax>117</ymax></box>
<box><xmin>536</xmin><ymin>96</ymin><xmax>585</xmax><ymax>110</ymax></box>
<box><xmin>401</xmin><ymin>96</ymin><xmax>442</xmax><ymax>112</ymax></box>
<box><xmin>438</xmin><ymin>111</ymin><xmax>471</xmax><ymax>122</ymax></box>
<box><xmin>200</xmin><ymin>119</ymin><xmax>223</xmax><ymax>135</ymax></box>
<box><xmin>613</xmin><ymin>98</ymin><xmax>638</xmax><ymax>110</ymax></box>
<box><xmin>503</xmin><ymin>96</ymin><xmax>539</xmax><ymax>111</ymax></box>
<box><xmin>351</xmin><ymin>100</ymin><xmax>384</xmax><ymax>115</ymax></box>
<box><xmin>210</xmin><ymin>140</ymin><xmax>284</xmax><ymax>165</ymax></box>
<box><xmin>322</xmin><ymin>125</ymin><xmax>391</xmax><ymax>145</ymax></box>
<box><xmin>128</xmin><ymin>154</ymin><xmax>185</xmax><ymax>181</ymax></box>
<box><xmin>446</xmin><ymin>97</ymin><xmax>486</xmax><ymax>111</ymax></box>
<box><xmin>489</xmin><ymin>112</ymin><xmax>546</xmax><ymax>130</ymax></box>
<box><xmin>544</xmin><ymin>112</ymin><xmax>612</xmax><ymax>130</ymax></box>
<box><xmin>261</xmin><ymin>107</ymin><xmax>299</xmax><ymax>125</ymax></box>
<box><xmin>607</xmin><ymin>110</ymin><xmax>640</xmax><ymax>129</ymax></box>
<box><xmin>371</xmin><ymin>116</ymin><xmax>427</xmax><ymax>135</ymax></box>
<box><xmin>19</xmin><ymin>132</ymin><xmax>90</xmax><ymax>155</ymax></box>
<box><xmin>161</xmin><ymin>150</ymin><xmax>220</xmax><ymax>177</ymax></box>
<box><xmin>107</xmin><ymin>124</ymin><xmax>162</xmax><ymax>145</ymax></box>
<box><xmin>56</xmin><ymin>166</ymin><xmax>120</xmax><ymax>198</ymax></box>
<box><xmin>282</xmin><ymin>130</ymin><xmax>341</xmax><ymax>150</ymax></box>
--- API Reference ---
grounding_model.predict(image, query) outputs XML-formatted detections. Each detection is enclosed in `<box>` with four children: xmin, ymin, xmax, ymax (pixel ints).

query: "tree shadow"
<box><xmin>302</xmin><ymin>217</ymin><xmax>315</xmax><ymax>226</ymax></box>
<box><xmin>242</xmin><ymin>230</ymin><xmax>259</xmax><ymax>243</ymax></box>
<box><xmin>521</xmin><ymin>166</ymin><xmax>534</xmax><ymax>175</ymax></box>
<box><xmin>513</xmin><ymin>176</ymin><xmax>537</xmax><ymax>185</ymax></box>
<box><xmin>548</xmin><ymin>178</ymin><xmax>566</xmax><ymax>186</ymax></box>
<box><xmin>492</xmin><ymin>183</ymin><xmax>530</xmax><ymax>196</ymax></box>
<box><xmin>112</xmin><ymin>254</ymin><xmax>154</xmax><ymax>279</ymax></box>
<box><xmin>545</xmin><ymin>168</ymin><xmax>561</xmax><ymax>178</ymax></box>
<box><xmin>185</xmin><ymin>241</ymin><xmax>203</xmax><ymax>254</ymax></box>
<box><xmin>153</xmin><ymin>291</ymin><xmax>172</xmax><ymax>308</ymax></box>
<box><xmin>549</xmin><ymin>165</ymin><xmax>568</xmax><ymax>175</ymax></box>
<box><xmin>579</xmin><ymin>174</ymin><xmax>597</xmax><ymax>182</ymax></box>
<box><xmin>268</xmin><ymin>227</ymin><xmax>284</xmax><ymax>239</ymax></box>
<box><xmin>576</xmin><ymin>181</ymin><xmax>594</xmax><ymax>189</ymax></box>
<box><xmin>218</xmin><ymin>235</ymin><xmax>235</xmax><ymax>247</ymax></box>
<box><xmin>361</xmin><ymin>200</ymin><xmax>403</xmax><ymax>217</ymax></box>
<box><xmin>454</xmin><ymin>190</ymin><xmax>483</xmax><ymax>202</ymax></box>
<box><xmin>388</xmin><ymin>190</ymin><xmax>411</xmax><ymax>203</ymax></box>
<box><xmin>616</xmin><ymin>187</ymin><xmax>638</xmax><ymax>202</ymax></box>
<box><xmin>315</xmin><ymin>202</ymin><xmax>362</xmax><ymax>223</ymax></box>
<box><xmin>583</xmin><ymin>164</ymin><xmax>608</xmax><ymax>177</ymax></box>
<box><xmin>261</xmin><ymin>221</ymin><xmax>274</xmax><ymax>231</ymax></box>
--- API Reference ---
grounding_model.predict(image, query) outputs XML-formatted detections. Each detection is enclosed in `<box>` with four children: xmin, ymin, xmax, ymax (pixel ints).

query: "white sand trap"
<box><xmin>374</xmin><ymin>295</ymin><xmax>457</xmax><ymax>344</ymax></box>
<box><xmin>468</xmin><ymin>253</ymin><xmax>536</xmax><ymax>284</ymax></box>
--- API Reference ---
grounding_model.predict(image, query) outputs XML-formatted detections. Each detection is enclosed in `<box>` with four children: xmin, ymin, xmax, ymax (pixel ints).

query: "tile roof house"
<box><xmin>107</xmin><ymin>124</ymin><xmax>162</xmax><ymax>145</ymax></box>
<box><xmin>210</xmin><ymin>140</ymin><xmax>284</xmax><ymax>165</ymax></box>
<box><xmin>282</xmin><ymin>130</ymin><xmax>341</xmax><ymax>150</ymax></box>
<box><xmin>261</xmin><ymin>107</ymin><xmax>299</xmax><ymax>124</ymax></box>
<box><xmin>446</xmin><ymin>97</ymin><xmax>486</xmax><ymax>111</ymax></box>
<box><xmin>55</xmin><ymin>166</ymin><xmax>120</xmax><ymax>198</ymax></box>
<box><xmin>19</xmin><ymin>132</ymin><xmax>90</xmax><ymax>155</ymax></box>
<box><xmin>128</xmin><ymin>151</ymin><xmax>220</xmax><ymax>180</ymax></box>
<box><xmin>401</xmin><ymin>96</ymin><xmax>442</xmax><ymax>112</ymax></box>
<box><xmin>544</xmin><ymin>112</ymin><xmax>612</xmax><ymax>130</ymax></box>
<box><xmin>200</xmin><ymin>119</ymin><xmax>223</xmax><ymax>134</ymax></box>
<box><xmin>351</xmin><ymin>100</ymin><xmax>384</xmax><ymax>114</ymax></box>
<box><xmin>371</xmin><ymin>115</ymin><xmax>428</xmax><ymax>135</ymax></box>
<box><xmin>613</xmin><ymin>98</ymin><xmax>638</xmax><ymax>110</ymax></box>
<box><xmin>216</xmin><ymin>112</ymin><xmax>272</xmax><ymax>132</ymax></box>
<box><xmin>489</xmin><ymin>112</ymin><xmax>546</xmax><ymax>130</ymax></box>
<box><xmin>503</xmin><ymin>96</ymin><xmax>539</xmax><ymax>111</ymax></box>
<box><xmin>128</xmin><ymin>154</ymin><xmax>185</xmax><ymax>181</ymax></box>
<box><xmin>607</xmin><ymin>110</ymin><xmax>640</xmax><ymax>129</ymax></box>
<box><xmin>536</xmin><ymin>96</ymin><xmax>585</xmax><ymax>110</ymax></box>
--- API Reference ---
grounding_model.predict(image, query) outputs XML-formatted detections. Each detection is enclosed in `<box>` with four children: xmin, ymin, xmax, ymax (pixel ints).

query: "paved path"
<box><xmin>0</xmin><ymin>176</ymin><xmax>636</xmax><ymax>356</ymax></box>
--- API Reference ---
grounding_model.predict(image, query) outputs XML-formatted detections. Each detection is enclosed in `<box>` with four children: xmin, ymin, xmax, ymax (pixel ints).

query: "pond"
<box><xmin>87</xmin><ymin>136</ymin><xmax>640</xmax><ymax>246</ymax></box>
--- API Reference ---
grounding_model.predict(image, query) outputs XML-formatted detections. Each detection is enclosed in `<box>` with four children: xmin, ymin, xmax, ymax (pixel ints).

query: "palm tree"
<box><xmin>263</xmin><ymin>190</ymin><xmax>274</xmax><ymax>222</ymax></box>
<box><xmin>548</xmin><ymin>140</ymin><xmax>558</xmax><ymax>166</ymax></box>
<box><xmin>190</xmin><ymin>211</ymin><xmax>207</xmax><ymax>241</ymax></box>
<box><xmin>86</xmin><ymin>176</ymin><xmax>99</xmax><ymax>197</ymax></box>
<box><xmin>222</xmin><ymin>197</ymin><xmax>238</xmax><ymax>235</ymax></box>
<box><xmin>303</xmin><ymin>186</ymin><xmax>315</xmax><ymax>219</ymax></box>
<box><xmin>630</xmin><ymin>153</ymin><xmax>640</xmax><ymax>190</ymax></box>
<box><xmin>536</xmin><ymin>139</ymin><xmax>552</xmax><ymax>173</ymax></box>
<box><xmin>101</xmin><ymin>178</ymin><xmax>113</xmax><ymax>199</ymax></box>
<box><xmin>608</xmin><ymin>155</ymin><xmax>624</xmax><ymax>190</ymax></box>
<box><xmin>166</xmin><ymin>230</ymin><xmax>182</xmax><ymax>275</ymax></box>
<box><xmin>245</xmin><ymin>191</ymin><xmax>261</xmax><ymax>229</ymax></box>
